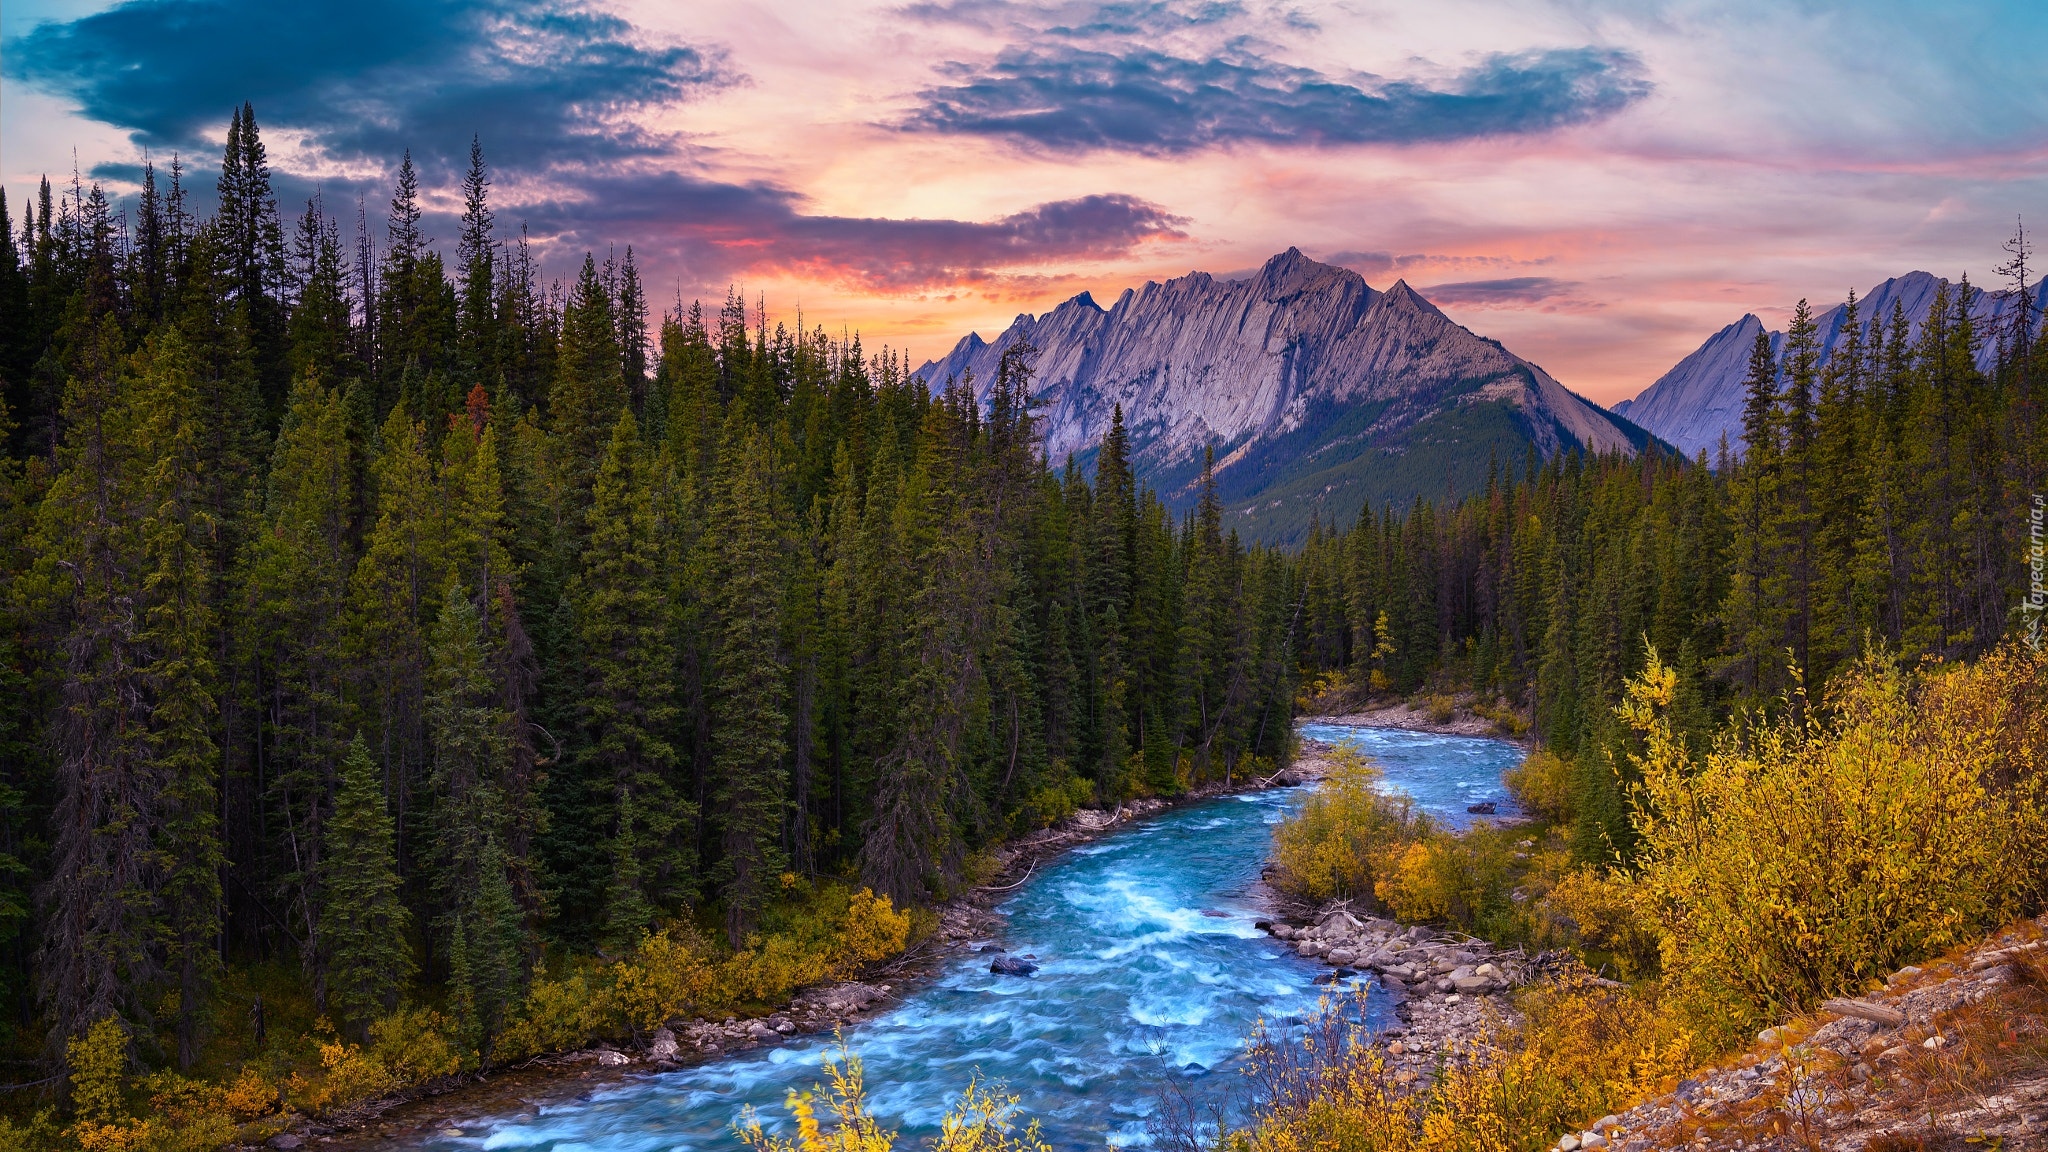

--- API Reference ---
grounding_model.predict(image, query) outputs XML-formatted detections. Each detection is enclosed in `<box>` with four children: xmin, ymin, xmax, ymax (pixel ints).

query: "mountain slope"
<box><xmin>916</xmin><ymin>249</ymin><xmax>1649</xmax><ymax>544</ymax></box>
<box><xmin>1616</xmin><ymin>271</ymin><xmax>2042</xmax><ymax>458</ymax></box>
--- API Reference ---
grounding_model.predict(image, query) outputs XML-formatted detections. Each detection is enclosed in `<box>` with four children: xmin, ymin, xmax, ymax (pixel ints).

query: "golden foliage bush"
<box><xmin>55</xmin><ymin>1017</ymin><xmax>284</xmax><ymax>1152</ymax></box>
<box><xmin>1269</xmin><ymin>748</ymin><xmax>1429</xmax><ymax>904</ymax></box>
<box><xmin>497</xmin><ymin>884</ymin><xmax>913</xmax><ymax>1061</ymax></box>
<box><xmin>1220</xmin><ymin>985</ymin><xmax>1701</xmax><ymax>1152</ymax></box>
<box><xmin>1618</xmin><ymin>644</ymin><xmax>2048</xmax><ymax>1035</ymax></box>
<box><xmin>287</xmin><ymin>1007</ymin><xmax>467</xmax><ymax>1116</ymax></box>
<box><xmin>1537</xmin><ymin>870</ymin><xmax>1662</xmax><ymax>981</ymax></box>
<box><xmin>1372</xmin><ymin>832</ymin><xmax>1513</xmax><ymax>927</ymax></box>
<box><xmin>1472</xmin><ymin>699</ymin><xmax>1531</xmax><ymax>738</ymax></box>
<box><xmin>1514</xmin><ymin>977</ymin><xmax>1702</xmax><ymax>1119</ymax></box>
<box><xmin>1425</xmin><ymin>694</ymin><xmax>1456</xmax><ymax>725</ymax></box>
<box><xmin>734</xmin><ymin>1041</ymin><xmax>1049</xmax><ymax>1152</ymax></box>
<box><xmin>1503</xmin><ymin>749</ymin><xmax>1573</xmax><ymax>825</ymax></box>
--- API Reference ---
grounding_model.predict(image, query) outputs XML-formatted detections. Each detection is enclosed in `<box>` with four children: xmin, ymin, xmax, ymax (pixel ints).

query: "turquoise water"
<box><xmin>1296</xmin><ymin>724</ymin><xmax>1527</xmax><ymax>829</ymax></box>
<box><xmin>419</xmin><ymin>728</ymin><xmax>1521</xmax><ymax>1152</ymax></box>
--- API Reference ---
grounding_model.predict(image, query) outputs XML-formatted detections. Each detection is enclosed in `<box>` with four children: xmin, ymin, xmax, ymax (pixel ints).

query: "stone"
<box><xmin>990</xmin><ymin>954</ymin><xmax>1039</xmax><ymax>976</ymax></box>
<box><xmin>1452</xmin><ymin>975</ymin><xmax>1492</xmax><ymax>992</ymax></box>
<box><xmin>596</xmin><ymin>1049</ymin><xmax>631</xmax><ymax>1066</ymax></box>
<box><xmin>647</xmin><ymin>1028</ymin><xmax>680</xmax><ymax>1061</ymax></box>
<box><xmin>1475</xmin><ymin>963</ymin><xmax>1502</xmax><ymax>979</ymax></box>
<box><xmin>1328</xmin><ymin>949</ymin><xmax>1357</xmax><ymax>965</ymax></box>
<box><xmin>1580</xmin><ymin>1133</ymin><xmax>1607</xmax><ymax>1149</ymax></box>
<box><xmin>1595</xmin><ymin>1116</ymin><xmax>1620</xmax><ymax>1132</ymax></box>
<box><xmin>1757</xmin><ymin>1027</ymin><xmax>1783</xmax><ymax>1045</ymax></box>
<box><xmin>270</xmin><ymin>1136</ymin><xmax>305</xmax><ymax>1150</ymax></box>
<box><xmin>1558</xmin><ymin>1134</ymin><xmax>1580</xmax><ymax>1152</ymax></box>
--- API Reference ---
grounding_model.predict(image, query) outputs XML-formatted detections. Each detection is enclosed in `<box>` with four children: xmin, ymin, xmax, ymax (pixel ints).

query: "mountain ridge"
<box><xmin>1617</xmin><ymin>271</ymin><xmax>2043</xmax><ymax>457</ymax></box>
<box><xmin>916</xmin><ymin>248</ymin><xmax>1651</xmax><ymax>543</ymax></box>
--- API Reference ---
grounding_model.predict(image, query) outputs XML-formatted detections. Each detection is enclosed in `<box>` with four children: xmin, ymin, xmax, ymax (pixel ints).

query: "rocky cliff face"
<box><xmin>1616</xmin><ymin>271</ymin><xmax>2042</xmax><ymax>458</ymax></box>
<box><xmin>917</xmin><ymin>248</ymin><xmax>1647</xmax><ymax>544</ymax></box>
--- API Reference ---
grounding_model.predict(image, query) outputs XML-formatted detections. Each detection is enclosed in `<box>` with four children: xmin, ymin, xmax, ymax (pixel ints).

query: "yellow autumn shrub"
<box><xmin>734</xmin><ymin>1041</ymin><xmax>1049</xmax><ymax>1152</ymax></box>
<box><xmin>1538</xmin><ymin>869</ymin><xmax>1661</xmax><ymax>980</ymax></box>
<box><xmin>287</xmin><ymin>1007</ymin><xmax>466</xmax><ymax>1115</ymax></box>
<box><xmin>1373</xmin><ymin>834</ymin><xmax>1505</xmax><ymax>926</ymax></box>
<box><xmin>1619</xmin><ymin>644</ymin><xmax>2048</xmax><ymax>1035</ymax></box>
<box><xmin>1269</xmin><ymin>748</ymin><xmax>1429</xmax><ymax>903</ymax></box>
<box><xmin>1503</xmin><ymin>748</ymin><xmax>1573</xmax><ymax>824</ymax></box>
<box><xmin>498</xmin><ymin>883</ymin><xmax>914</xmax><ymax>1059</ymax></box>
<box><xmin>289</xmin><ymin>1037</ymin><xmax>398</xmax><ymax>1116</ymax></box>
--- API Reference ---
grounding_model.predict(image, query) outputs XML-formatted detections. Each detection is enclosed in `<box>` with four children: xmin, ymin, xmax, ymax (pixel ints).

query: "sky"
<box><xmin>5</xmin><ymin>0</ymin><xmax>2047</xmax><ymax>404</ymax></box>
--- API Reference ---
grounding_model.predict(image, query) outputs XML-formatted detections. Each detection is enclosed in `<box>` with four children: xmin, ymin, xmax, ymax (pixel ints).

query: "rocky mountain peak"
<box><xmin>914</xmin><ymin>249</ymin><xmax>1646</xmax><ymax>543</ymax></box>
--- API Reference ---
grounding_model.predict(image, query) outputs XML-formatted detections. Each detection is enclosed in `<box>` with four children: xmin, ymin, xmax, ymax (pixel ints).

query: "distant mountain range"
<box><xmin>916</xmin><ymin>249</ymin><xmax>1650</xmax><ymax>544</ymax></box>
<box><xmin>1614</xmin><ymin>271</ymin><xmax>2042</xmax><ymax>458</ymax></box>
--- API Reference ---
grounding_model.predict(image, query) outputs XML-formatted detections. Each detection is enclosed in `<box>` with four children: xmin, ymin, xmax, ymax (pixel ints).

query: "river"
<box><xmin>400</xmin><ymin>728</ymin><xmax>1522</xmax><ymax>1152</ymax></box>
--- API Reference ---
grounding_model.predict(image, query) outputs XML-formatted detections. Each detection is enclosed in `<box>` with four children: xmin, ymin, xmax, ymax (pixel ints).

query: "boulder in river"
<box><xmin>990</xmin><ymin>954</ymin><xmax>1039</xmax><ymax>976</ymax></box>
<box><xmin>1466</xmin><ymin>801</ymin><xmax>1497</xmax><ymax>815</ymax></box>
<box><xmin>647</xmin><ymin>1028</ymin><xmax>680</xmax><ymax>1061</ymax></box>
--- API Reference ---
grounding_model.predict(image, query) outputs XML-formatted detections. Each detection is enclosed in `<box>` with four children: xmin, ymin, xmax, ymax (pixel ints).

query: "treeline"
<box><xmin>0</xmin><ymin>107</ymin><xmax>1298</xmax><ymax>1070</ymax></box>
<box><xmin>1292</xmin><ymin>259</ymin><xmax>2044</xmax><ymax>859</ymax></box>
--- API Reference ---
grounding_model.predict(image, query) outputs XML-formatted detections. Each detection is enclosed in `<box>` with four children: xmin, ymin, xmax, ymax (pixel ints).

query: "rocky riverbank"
<box><xmin>1255</xmin><ymin>903</ymin><xmax>1573</xmax><ymax>1086</ymax></box>
<box><xmin>1310</xmin><ymin>698</ymin><xmax>1527</xmax><ymax>741</ymax></box>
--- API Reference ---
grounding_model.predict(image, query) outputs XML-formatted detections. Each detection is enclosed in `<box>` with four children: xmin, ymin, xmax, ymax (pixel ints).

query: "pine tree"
<box><xmin>446</xmin><ymin>836</ymin><xmax>524</xmax><ymax>1052</ymax></box>
<box><xmin>242</xmin><ymin>377</ymin><xmax>356</xmax><ymax>996</ymax></box>
<box><xmin>132</xmin><ymin>328</ymin><xmax>224</xmax><ymax>1068</ymax></box>
<box><xmin>1724</xmin><ymin>327</ymin><xmax>1783</xmax><ymax>699</ymax></box>
<box><xmin>707</xmin><ymin>422</ymin><xmax>789</xmax><ymax>943</ymax></box>
<box><xmin>573</xmin><ymin>412</ymin><xmax>687</xmax><ymax>943</ymax></box>
<box><xmin>551</xmin><ymin>255</ymin><xmax>626</xmax><ymax>507</ymax></box>
<box><xmin>323</xmin><ymin>734</ymin><xmax>413</xmax><ymax>1037</ymax></box>
<box><xmin>287</xmin><ymin>195</ymin><xmax>355</xmax><ymax>384</ymax></box>
<box><xmin>456</xmin><ymin>139</ymin><xmax>498</xmax><ymax>394</ymax></box>
<box><xmin>33</xmin><ymin>318</ymin><xmax>162</xmax><ymax>1053</ymax></box>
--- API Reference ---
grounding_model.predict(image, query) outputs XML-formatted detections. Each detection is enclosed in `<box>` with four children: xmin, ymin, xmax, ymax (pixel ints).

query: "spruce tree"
<box><xmin>133</xmin><ymin>328</ymin><xmax>224</xmax><ymax>1068</ymax></box>
<box><xmin>573</xmin><ymin>412</ymin><xmax>687</xmax><ymax>943</ymax></box>
<box><xmin>242</xmin><ymin>377</ymin><xmax>356</xmax><ymax>993</ymax></box>
<box><xmin>707</xmin><ymin>423</ymin><xmax>789</xmax><ymax>943</ymax></box>
<box><xmin>33</xmin><ymin>318</ymin><xmax>161</xmax><ymax>1053</ymax></box>
<box><xmin>323</xmin><ymin>734</ymin><xmax>413</xmax><ymax>1036</ymax></box>
<box><xmin>456</xmin><ymin>139</ymin><xmax>498</xmax><ymax>394</ymax></box>
<box><xmin>552</xmin><ymin>255</ymin><xmax>626</xmax><ymax>508</ymax></box>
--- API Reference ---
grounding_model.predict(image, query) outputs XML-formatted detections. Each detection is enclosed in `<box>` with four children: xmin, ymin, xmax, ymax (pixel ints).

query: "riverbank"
<box><xmin>306</xmin><ymin>758</ymin><xmax>1335</xmax><ymax>1148</ymax></box>
<box><xmin>1310</xmin><ymin>699</ymin><xmax>1531</xmax><ymax>742</ymax></box>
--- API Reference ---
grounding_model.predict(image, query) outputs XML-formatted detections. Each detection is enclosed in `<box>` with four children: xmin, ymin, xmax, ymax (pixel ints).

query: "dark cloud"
<box><xmin>522</xmin><ymin>172</ymin><xmax>1188</xmax><ymax>292</ymax></box>
<box><xmin>901</xmin><ymin>44</ymin><xmax>1650</xmax><ymax>154</ymax></box>
<box><xmin>1422</xmin><ymin>276</ymin><xmax>1577</xmax><ymax>306</ymax></box>
<box><xmin>5</xmin><ymin>0</ymin><xmax>733</xmax><ymax>177</ymax></box>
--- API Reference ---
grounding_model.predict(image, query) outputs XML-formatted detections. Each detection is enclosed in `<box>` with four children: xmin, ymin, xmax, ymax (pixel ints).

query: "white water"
<box><xmin>395</xmin><ymin>729</ymin><xmax>1522</xmax><ymax>1152</ymax></box>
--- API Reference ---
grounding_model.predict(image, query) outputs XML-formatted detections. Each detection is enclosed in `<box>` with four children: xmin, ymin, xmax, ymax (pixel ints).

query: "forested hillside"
<box><xmin>0</xmin><ymin>108</ymin><xmax>1301</xmax><ymax>1081</ymax></box>
<box><xmin>1290</xmin><ymin>274</ymin><xmax>2045</xmax><ymax>860</ymax></box>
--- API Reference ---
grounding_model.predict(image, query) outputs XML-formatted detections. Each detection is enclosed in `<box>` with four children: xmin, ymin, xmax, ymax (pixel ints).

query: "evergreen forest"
<box><xmin>1</xmin><ymin>106</ymin><xmax>2044</xmax><ymax>1135</ymax></box>
<box><xmin>0</xmin><ymin>110</ymin><xmax>1300</xmax><ymax>1086</ymax></box>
